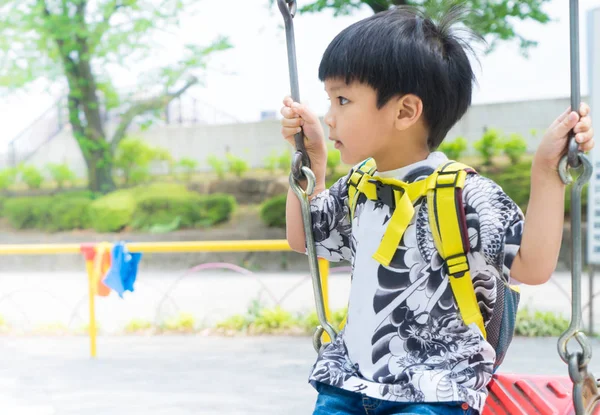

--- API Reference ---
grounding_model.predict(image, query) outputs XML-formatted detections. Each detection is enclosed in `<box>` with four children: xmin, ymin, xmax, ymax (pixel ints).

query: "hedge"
<box><xmin>260</xmin><ymin>194</ymin><xmax>286</xmax><ymax>228</ymax></box>
<box><xmin>48</xmin><ymin>197</ymin><xmax>92</xmax><ymax>231</ymax></box>
<box><xmin>88</xmin><ymin>190</ymin><xmax>137</xmax><ymax>233</ymax></box>
<box><xmin>3</xmin><ymin>197</ymin><xmax>54</xmax><ymax>229</ymax></box>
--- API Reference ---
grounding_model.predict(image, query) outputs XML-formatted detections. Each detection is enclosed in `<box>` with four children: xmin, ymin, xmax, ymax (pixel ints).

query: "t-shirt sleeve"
<box><xmin>463</xmin><ymin>175</ymin><xmax>524</xmax><ymax>284</ymax></box>
<box><xmin>305</xmin><ymin>172</ymin><xmax>353</xmax><ymax>262</ymax></box>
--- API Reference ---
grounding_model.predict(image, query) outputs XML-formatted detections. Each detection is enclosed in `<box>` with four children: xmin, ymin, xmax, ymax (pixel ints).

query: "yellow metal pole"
<box><xmin>318</xmin><ymin>258</ymin><xmax>333</xmax><ymax>343</ymax></box>
<box><xmin>84</xmin><ymin>259</ymin><xmax>97</xmax><ymax>358</ymax></box>
<box><xmin>0</xmin><ymin>240</ymin><xmax>292</xmax><ymax>255</ymax></box>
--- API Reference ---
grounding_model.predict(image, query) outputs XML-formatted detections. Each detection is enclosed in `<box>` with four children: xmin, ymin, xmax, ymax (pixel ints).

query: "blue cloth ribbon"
<box><xmin>102</xmin><ymin>242</ymin><xmax>142</xmax><ymax>298</ymax></box>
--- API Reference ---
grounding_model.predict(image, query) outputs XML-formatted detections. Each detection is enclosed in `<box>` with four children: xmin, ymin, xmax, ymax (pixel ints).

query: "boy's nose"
<box><xmin>324</xmin><ymin>110</ymin><xmax>335</xmax><ymax>129</ymax></box>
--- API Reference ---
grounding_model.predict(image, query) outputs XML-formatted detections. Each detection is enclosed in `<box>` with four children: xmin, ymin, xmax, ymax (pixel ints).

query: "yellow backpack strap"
<box><xmin>347</xmin><ymin>158</ymin><xmax>377</xmax><ymax>220</ymax></box>
<box><xmin>427</xmin><ymin>161</ymin><xmax>487</xmax><ymax>339</ymax></box>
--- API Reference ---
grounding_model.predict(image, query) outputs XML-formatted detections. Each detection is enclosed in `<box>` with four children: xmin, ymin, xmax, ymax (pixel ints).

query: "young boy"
<box><xmin>280</xmin><ymin>6</ymin><xmax>594</xmax><ymax>415</ymax></box>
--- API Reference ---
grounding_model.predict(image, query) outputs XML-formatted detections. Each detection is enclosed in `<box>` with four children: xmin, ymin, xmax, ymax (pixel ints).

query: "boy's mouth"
<box><xmin>330</xmin><ymin>137</ymin><xmax>342</xmax><ymax>149</ymax></box>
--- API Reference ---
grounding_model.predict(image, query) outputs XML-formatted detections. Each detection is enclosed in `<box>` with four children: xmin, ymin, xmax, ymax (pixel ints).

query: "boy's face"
<box><xmin>324</xmin><ymin>78</ymin><xmax>399</xmax><ymax>165</ymax></box>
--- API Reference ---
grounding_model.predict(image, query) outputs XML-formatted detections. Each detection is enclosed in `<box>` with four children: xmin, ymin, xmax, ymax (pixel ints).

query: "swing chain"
<box><xmin>289</xmin><ymin>168</ymin><xmax>338</xmax><ymax>352</ymax></box>
<box><xmin>279</xmin><ymin>0</ymin><xmax>337</xmax><ymax>352</ymax></box>
<box><xmin>558</xmin><ymin>152</ymin><xmax>595</xmax><ymax>414</ymax></box>
<box><xmin>277</xmin><ymin>0</ymin><xmax>311</xmax><ymax>181</ymax></box>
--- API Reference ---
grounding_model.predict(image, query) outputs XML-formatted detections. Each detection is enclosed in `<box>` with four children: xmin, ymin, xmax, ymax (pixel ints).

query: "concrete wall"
<box><xmin>1</xmin><ymin>95</ymin><xmax>587</xmax><ymax>178</ymax></box>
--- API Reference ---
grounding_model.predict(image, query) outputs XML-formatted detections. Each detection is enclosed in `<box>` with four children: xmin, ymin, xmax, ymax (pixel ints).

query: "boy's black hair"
<box><xmin>318</xmin><ymin>6</ymin><xmax>483</xmax><ymax>149</ymax></box>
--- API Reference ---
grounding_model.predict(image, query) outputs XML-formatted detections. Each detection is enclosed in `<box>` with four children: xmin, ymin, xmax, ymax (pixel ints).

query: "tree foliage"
<box><xmin>275</xmin><ymin>0</ymin><xmax>551</xmax><ymax>55</ymax></box>
<box><xmin>0</xmin><ymin>0</ymin><xmax>231</xmax><ymax>191</ymax></box>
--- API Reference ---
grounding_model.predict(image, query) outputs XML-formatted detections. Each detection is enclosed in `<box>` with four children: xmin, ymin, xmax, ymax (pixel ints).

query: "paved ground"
<box><xmin>1</xmin><ymin>335</ymin><xmax>599</xmax><ymax>415</ymax></box>
<box><xmin>0</xmin><ymin>270</ymin><xmax>598</xmax><ymax>333</ymax></box>
<box><xmin>1</xmin><ymin>270</ymin><xmax>600</xmax><ymax>414</ymax></box>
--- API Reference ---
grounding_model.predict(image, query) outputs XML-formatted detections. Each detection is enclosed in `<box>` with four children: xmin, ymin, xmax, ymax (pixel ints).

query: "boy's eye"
<box><xmin>337</xmin><ymin>97</ymin><xmax>349</xmax><ymax>105</ymax></box>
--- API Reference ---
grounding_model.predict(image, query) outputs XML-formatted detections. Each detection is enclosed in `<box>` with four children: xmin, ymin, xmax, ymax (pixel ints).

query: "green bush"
<box><xmin>327</xmin><ymin>145</ymin><xmax>342</xmax><ymax>177</ymax></box>
<box><xmin>114</xmin><ymin>137</ymin><xmax>171</xmax><ymax>186</ymax></box>
<box><xmin>2</xmin><ymin>191</ymin><xmax>97</xmax><ymax>231</ymax></box>
<box><xmin>0</xmin><ymin>168</ymin><xmax>18</xmax><ymax>191</ymax></box>
<box><xmin>260</xmin><ymin>194</ymin><xmax>286</xmax><ymax>228</ymax></box>
<box><xmin>20</xmin><ymin>165</ymin><xmax>44</xmax><ymax>189</ymax></box>
<box><xmin>438</xmin><ymin>137</ymin><xmax>468</xmax><ymax>160</ymax></box>
<box><xmin>88</xmin><ymin>190</ymin><xmax>136</xmax><ymax>233</ymax></box>
<box><xmin>302</xmin><ymin>308</ymin><xmax>347</xmax><ymax>333</ymax></box>
<box><xmin>252</xmin><ymin>306</ymin><xmax>297</xmax><ymax>333</ymax></box>
<box><xmin>55</xmin><ymin>190</ymin><xmax>100</xmax><ymax>201</ymax></box>
<box><xmin>515</xmin><ymin>307</ymin><xmax>569</xmax><ymax>337</ymax></box>
<box><xmin>132</xmin><ymin>192</ymin><xmax>204</xmax><ymax>231</ymax></box>
<box><xmin>474</xmin><ymin>129</ymin><xmax>503</xmax><ymax>166</ymax></box>
<box><xmin>3</xmin><ymin>197</ymin><xmax>53</xmax><ymax>229</ymax></box>
<box><xmin>47</xmin><ymin>197</ymin><xmax>92</xmax><ymax>231</ymax></box>
<box><xmin>46</xmin><ymin>163</ymin><xmax>76</xmax><ymax>189</ymax></box>
<box><xmin>131</xmin><ymin>184</ymin><xmax>236</xmax><ymax>231</ymax></box>
<box><xmin>264</xmin><ymin>150</ymin><xmax>279</xmax><ymax>174</ymax></box>
<box><xmin>207</xmin><ymin>155</ymin><xmax>226</xmax><ymax>179</ymax></box>
<box><xmin>175</xmin><ymin>158</ymin><xmax>198</xmax><ymax>182</ymax></box>
<box><xmin>278</xmin><ymin>150</ymin><xmax>292</xmax><ymax>171</ymax></box>
<box><xmin>226</xmin><ymin>154</ymin><xmax>249</xmax><ymax>178</ymax></box>
<box><xmin>199</xmin><ymin>193</ymin><xmax>236</xmax><ymax>227</ymax></box>
<box><xmin>486</xmin><ymin>161</ymin><xmax>532</xmax><ymax>212</ymax></box>
<box><xmin>502</xmin><ymin>134</ymin><xmax>528</xmax><ymax>164</ymax></box>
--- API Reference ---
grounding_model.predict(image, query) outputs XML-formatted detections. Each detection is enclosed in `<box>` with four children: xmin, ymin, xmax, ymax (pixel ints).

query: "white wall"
<box><xmin>0</xmin><ymin>94</ymin><xmax>588</xmax><ymax>178</ymax></box>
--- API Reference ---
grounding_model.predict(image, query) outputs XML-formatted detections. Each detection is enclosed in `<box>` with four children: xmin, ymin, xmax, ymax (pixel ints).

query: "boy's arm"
<box><xmin>510</xmin><ymin>105</ymin><xmax>594</xmax><ymax>285</ymax></box>
<box><xmin>509</xmin><ymin>163</ymin><xmax>565</xmax><ymax>285</ymax></box>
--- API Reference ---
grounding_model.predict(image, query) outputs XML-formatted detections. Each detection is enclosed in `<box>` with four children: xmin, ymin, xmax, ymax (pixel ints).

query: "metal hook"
<box><xmin>277</xmin><ymin>0</ymin><xmax>297</xmax><ymax>20</ymax></box>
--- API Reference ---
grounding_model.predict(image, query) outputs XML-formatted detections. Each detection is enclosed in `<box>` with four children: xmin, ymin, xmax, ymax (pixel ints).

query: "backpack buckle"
<box><xmin>436</xmin><ymin>171</ymin><xmax>460</xmax><ymax>188</ymax></box>
<box><xmin>348</xmin><ymin>168</ymin><xmax>366</xmax><ymax>188</ymax></box>
<box><xmin>445</xmin><ymin>253</ymin><xmax>470</xmax><ymax>277</ymax></box>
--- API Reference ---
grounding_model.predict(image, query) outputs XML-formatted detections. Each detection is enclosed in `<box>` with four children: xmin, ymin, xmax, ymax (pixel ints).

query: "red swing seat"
<box><xmin>483</xmin><ymin>373</ymin><xmax>585</xmax><ymax>415</ymax></box>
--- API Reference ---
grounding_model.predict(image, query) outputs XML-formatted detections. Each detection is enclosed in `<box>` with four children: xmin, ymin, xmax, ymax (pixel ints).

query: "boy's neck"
<box><xmin>373</xmin><ymin>145</ymin><xmax>430</xmax><ymax>172</ymax></box>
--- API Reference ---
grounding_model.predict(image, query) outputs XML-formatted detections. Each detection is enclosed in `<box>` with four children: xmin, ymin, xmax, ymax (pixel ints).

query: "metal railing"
<box><xmin>0</xmin><ymin>240</ymin><xmax>331</xmax><ymax>358</ymax></box>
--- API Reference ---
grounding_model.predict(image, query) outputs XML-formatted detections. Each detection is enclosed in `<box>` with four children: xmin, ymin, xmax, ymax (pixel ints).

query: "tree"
<box><xmin>279</xmin><ymin>0</ymin><xmax>551</xmax><ymax>54</ymax></box>
<box><xmin>0</xmin><ymin>0</ymin><xmax>231</xmax><ymax>192</ymax></box>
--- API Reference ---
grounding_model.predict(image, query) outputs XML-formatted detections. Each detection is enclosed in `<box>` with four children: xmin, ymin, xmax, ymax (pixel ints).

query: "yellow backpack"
<box><xmin>341</xmin><ymin>158</ymin><xmax>521</xmax><ymax>369</ymax></box>
<box><xmin>345</xmin><ymin>158</ymin><xmax>485</xmax><ymax>338</ymax></box>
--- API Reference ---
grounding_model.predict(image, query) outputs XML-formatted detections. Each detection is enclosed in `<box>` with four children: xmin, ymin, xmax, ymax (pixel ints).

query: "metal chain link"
<box><xmin>557</xmin><ymin>135</ymin><xmax>595</xmax><ymax>415</ymax></box>
<box><xmin>557</xmin><ymin>1</ymin><xmax>600</xmax><ymax>413</ymax></box>
<box><xmin>279</xmin><ymin>0</ymin><xmax>337</xmax><ymax>352</ymax></box>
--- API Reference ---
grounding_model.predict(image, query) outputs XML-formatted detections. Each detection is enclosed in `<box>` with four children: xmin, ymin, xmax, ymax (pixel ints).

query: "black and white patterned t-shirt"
<box><xmin>307</xmin><ymin>152</ymin><xmax>524</xmax><ymax>413</ymax></box>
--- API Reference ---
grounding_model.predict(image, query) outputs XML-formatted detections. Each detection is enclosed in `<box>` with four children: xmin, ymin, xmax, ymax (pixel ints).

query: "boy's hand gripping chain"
<box><xmin>278</xmin><ymin>0</ymin><xmax>337</xmax><ymax>352</ymax></box>
<box><xmin>557</xmin><ymin>2</ymin><xmax>599</xmax><ymax>413</ymax></box>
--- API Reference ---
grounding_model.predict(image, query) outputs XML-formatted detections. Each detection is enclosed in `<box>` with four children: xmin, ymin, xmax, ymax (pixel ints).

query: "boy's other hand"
<box><xmin>280</xmin><ymin>96</ymin><xmax>328</xmax><ymax>186</ymax></box>
<box><xmin>534</xmin><ymin>103</ymin><xmax>594</xmax><ymax>175</ymax></box>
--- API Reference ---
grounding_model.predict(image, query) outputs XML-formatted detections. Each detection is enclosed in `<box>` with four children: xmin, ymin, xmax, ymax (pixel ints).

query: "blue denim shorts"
<box><xmin>312</xmin><ymin>382</ymin><xmax>476</xmax><ymax>415</ymax></box>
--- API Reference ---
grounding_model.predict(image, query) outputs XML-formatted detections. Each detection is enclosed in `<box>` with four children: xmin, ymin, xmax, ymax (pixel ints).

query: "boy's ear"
<box><xmin>394</xmin><ymin>94</ymin><xmax>423</xmax><ymax>131</ymax></box>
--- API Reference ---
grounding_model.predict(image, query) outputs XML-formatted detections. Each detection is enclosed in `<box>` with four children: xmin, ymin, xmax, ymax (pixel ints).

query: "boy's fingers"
<box><xmin>291</xmin><ymin>102</ymin><xmax>318</xmax><ymax>124</ymax></box>
<box><xmin>550</xmin><ymin>107</ymin><xmax>572</xmax><ymax>130</ymax></box>
<box><xmin>574</xmin><ymin>116</ymin><xmax>592</xmax><ymax>133</ymax></box>
<box><xmin>553</xmin><ymin>111</ymin><xmax>579</xmax><ymax>138</ymax></box>
<box><xmin>580</xmin><ymin>102</ymin><xmax>590</xmax><ymax>117</ymax></box>
<box><xmin>281</xmin><ymin>117</ymin><xmax>303</xmax><ymax>128</ymax></box>
<box><xmin>283</xmin><ymin>96</ymin><xmax>293</xmax><ymax>107</ymax></box>
<box><xmin>280</xmin><ymin>106</ymin><xmax>298</xmax><ymax>119</ymax></box>
<box><xmin>580</xmin><ymin>138</ymin><xmax>594</xmax><ymax>152</ymax></box>
<box><xmin>576</xmin><ymin>128</ymin><xmax>594</xmax><ymax>143</ymax></box>
<box><xmin>281</xmin><ymin>126</ymin><xmax>302</xmax><ymax>138</ymax></box>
